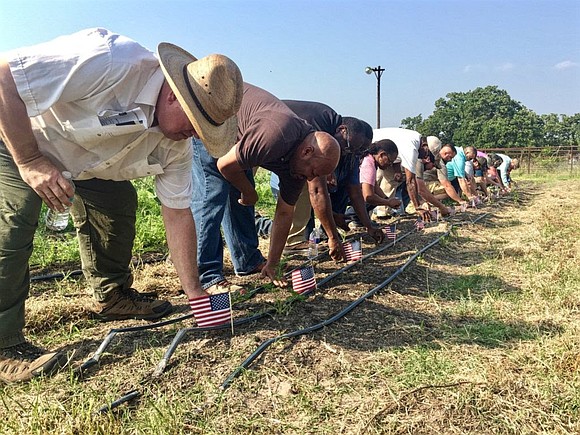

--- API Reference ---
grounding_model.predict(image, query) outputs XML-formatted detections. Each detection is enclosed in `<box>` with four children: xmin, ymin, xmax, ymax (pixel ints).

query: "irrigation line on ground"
<box><xmin>76</xmin><ymin>243</ymin><xmax>337</xmax><ymax>378</ymax></box>
<box><xmin>87</xmin><ymin>212</ymin><xmax>477</xmax><ymax>410</ymax></box>
<box><xmin>97</xmin><ymin>226</ymin><xmax>419</xmax><ymax>412</ymax></box>
<box><xmin>30</xmin><ymin>255</ymin><xmax>169</xmax><ymax>282</ymax></box>
<box><xmin>149</xmin><ymin>228</ymin><xmax>414</xmax><ymax>379</ymax></box>
<box><xmin>220</xmin><ymin>213</ymin><xmax>489</xmax><ymax>390</ymax></box>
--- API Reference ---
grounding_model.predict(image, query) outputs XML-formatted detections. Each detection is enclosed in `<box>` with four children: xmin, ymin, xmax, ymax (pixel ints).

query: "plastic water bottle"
<box><xmin>307</xmin><ymin>227</ymin><xmax>321</xmax><ymax>259</ymax></box>
<box><xmin>45</xmin><ymin>171</ymin><xmax>74</xmax><ymax>232</ymax></box>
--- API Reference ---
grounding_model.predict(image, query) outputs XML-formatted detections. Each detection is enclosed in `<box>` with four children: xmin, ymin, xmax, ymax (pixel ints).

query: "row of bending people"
<box><xmin>347</xmin><ymin>139</ymin><xmax>519</xmax><ymax>227</ymax></box>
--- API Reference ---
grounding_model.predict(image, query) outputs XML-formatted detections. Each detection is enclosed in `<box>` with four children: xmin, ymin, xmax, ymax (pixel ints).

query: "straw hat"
<box><xmin>426</xmin><ymin>136</ymin><xmax>442</xmax><ymax>155</ymax></box>
<box><xmin>157</xmin><ymin>43</ymin><xmax>243</xmax><ymax>157</ymax></box>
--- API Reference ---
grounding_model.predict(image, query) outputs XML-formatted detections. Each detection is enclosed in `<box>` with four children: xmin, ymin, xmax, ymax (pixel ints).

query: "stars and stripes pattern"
<box><xmin>383</xmin><ymin>224</ymin><xmax>397</xmax><ymax>241</ymax></box>
<box><xmin>189</xmin><ymin>292</ymin><xmax>232</xmax><ymax>327</ymax></box>
<box><xmin>460</xmin><ymin>203</ymin><xmax>468</xmax><ymax>212</ymax></box>
<box><xmin>343</xmin><ymin>239</ymin><xmax>362</xmax><ymax>262</ymax></box>
<box><xmin>291</xmin><ymin>265</ymin><xmax>317</xmax><ymax>295</ymax></box>
<box><xmin>414</xmin><ymin>218</ymin><xmax>425</xmax><ymax>231</ymax></box>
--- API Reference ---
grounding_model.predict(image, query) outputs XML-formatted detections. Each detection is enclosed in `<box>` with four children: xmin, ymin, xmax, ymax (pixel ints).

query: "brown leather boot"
<box><xmin>0</xmin><ymin>342</ymin><xmax>65</xmax><ymax>383</ymax></box>
<box><xmin>93</xmin><ymin>288</ymin><xmax>173</xmax><ymax>321</ymax></box>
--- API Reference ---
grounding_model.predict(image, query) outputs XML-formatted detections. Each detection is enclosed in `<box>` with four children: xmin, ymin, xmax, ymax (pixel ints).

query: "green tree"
<box><xmin>400</xmin><ymin>114</ymin><xmax>423</xmax><ymax>131</ymax></box>
<box><xmin>407</xmin><ymin>86</ymin><xmax>545</xmax><ymax>149</ymax></box>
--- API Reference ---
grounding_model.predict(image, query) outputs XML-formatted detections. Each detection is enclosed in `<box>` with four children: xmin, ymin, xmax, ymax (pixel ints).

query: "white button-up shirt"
<box><xmin>3</xmin><ymin>28</ymin><xmax>193</xmax><ymax>209</ymax></box>
<box><xmin>372</xmin><ymin>128</ymin><xmax>421</xmax><ymax>175</ymax></box>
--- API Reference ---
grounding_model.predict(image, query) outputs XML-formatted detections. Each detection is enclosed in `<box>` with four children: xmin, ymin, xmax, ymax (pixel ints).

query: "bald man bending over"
<box><xmin>191</xmin><ymin>83</ymin><xmax>340</xmax><ymax>291</ymax></box>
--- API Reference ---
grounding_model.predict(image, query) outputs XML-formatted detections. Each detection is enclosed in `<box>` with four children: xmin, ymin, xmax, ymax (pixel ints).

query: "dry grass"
<box><xmin>1</xmin><ymin>179</ymin><xmax>579</xmax><ymax>434</ymax></box>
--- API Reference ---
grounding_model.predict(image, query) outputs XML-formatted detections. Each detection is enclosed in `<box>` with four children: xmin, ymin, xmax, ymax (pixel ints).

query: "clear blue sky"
<box><xmin>1</xmin><ymin>0</ymin><xmax>579</xmax><ymax>128</ymax></box>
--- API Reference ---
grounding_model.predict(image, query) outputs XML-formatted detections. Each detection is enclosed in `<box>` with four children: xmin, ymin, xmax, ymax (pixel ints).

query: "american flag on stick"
<box><xmin>342</xmin><ymin>239</ymin><xmax>362</xmax><ymax>262</ymax></box>
<box><xmin>383</xmin><ymin>224</ymin><xmax>397</xmax><ymax>241</ymax></box>
<box><xmin>291</xmin><ymin>265</ymin><xmax>316</xmax><ymax>295</ymax></box>
<box><xmin>189</xmin><ymin>292</ymin><xmax>232</xmax><ymax>328</ymax></box>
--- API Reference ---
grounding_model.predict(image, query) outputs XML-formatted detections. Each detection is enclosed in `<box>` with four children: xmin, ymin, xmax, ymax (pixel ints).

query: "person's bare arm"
<box><xmin>216</xmin><ymin>146</ymin><xmax>257</xmax><ymax>206</ymax></box>
<box><xmin>0</xmin><ymin>59</ymin><xmax>73</xmax><ymax>211</ymax></box>
<box><xmin>404</xmin><ymin>168</ymin><xmax>430</xmax><ymax>221</ymax></box>
<box><xmin>347</xmin><ymin>183</ymin><xmax>384</xmax><ymax>243</ymax></box>
<box><xmin>440</xmin><ymin>178</ymin><xmax>463</xmax><ymax>203</ymax></box>
<box><xmin>261</xmin><ymin>196</ymin><xmax>295</xmax><ymax>287</ymax></box>
<box><xmin>417</xmin><ymin>178</ymin><xmax>450</xmax><ymax>216</ymax></box>
<box><xmin>361</xmin><ymin>182</ymin><xmax>401</xmax><ymax>208</ymax></box>
<box><xmin>458</xmin><ymin>177</ymin><xmax>475</xmax><ymax>200</ymax></box>
<box><xmin>308</xmin><ymin>176</ymin><xmax>345</xmax><ymax>262</ymax></box>
<box><xmin>161</xmin><ymin>206</ymin><xmax>206</xmax><ymax>299</ymax></box>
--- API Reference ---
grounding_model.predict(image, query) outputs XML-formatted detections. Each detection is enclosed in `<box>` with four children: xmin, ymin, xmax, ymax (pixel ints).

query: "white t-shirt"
<box><xmin>3</xmin><ymin>27</ymin><xmax>193</xmax><ymax>209</ymax></box>
<box><xmin>372</xmin><ymin>128</ymin><xmax>420</xmax><ymax>175</ymax></box>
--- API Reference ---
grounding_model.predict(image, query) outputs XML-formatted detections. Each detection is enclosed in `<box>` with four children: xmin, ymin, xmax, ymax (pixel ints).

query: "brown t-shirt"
<box><xmin>235</xmin><ymin>83</ymin><xmax>314</xmax><ymax>205</ymax></box>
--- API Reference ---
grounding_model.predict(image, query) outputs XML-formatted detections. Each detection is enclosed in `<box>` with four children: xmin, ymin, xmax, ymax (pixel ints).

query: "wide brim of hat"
<box><xmin>157</xmin><ymin>43</ymin><xmax>237</xmax><ymax>158</ymax></box>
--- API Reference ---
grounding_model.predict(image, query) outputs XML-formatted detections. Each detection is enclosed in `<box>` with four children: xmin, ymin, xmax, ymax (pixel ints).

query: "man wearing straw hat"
<box><xmin>0</xmin><ymin>28</ymin><xmax>243</xmax><ymax>382</ymax></box>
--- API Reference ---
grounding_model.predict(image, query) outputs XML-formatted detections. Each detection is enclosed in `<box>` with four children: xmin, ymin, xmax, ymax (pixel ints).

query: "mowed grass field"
<box><xmin>0</xmin><ymin>174</ymin><xmax>579</xmax><ymax>434</ymax></box>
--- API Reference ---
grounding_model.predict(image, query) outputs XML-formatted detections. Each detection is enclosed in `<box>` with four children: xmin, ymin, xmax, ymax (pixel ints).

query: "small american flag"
<box><xmin>291</xmin><ymin>265</ymin><xmax>316</xmax><ymax>295</ymax></box>
<box><xmin>460</xmin><ymin>203</ymin><xmax>468</xmax><ymax>213</ymax></box>
<box><xmin>430</xmin><ymin>210</ymin><xmax>440</xmax><ymax>221</ymax></box>
<box><xmin>414</xmin><ymin>218</ymin><xmax>425</xmax><ymax>231</ymax></box>
<box><xmin>189</xmin><ymin>292</ymin><xmax>232</xmax><ymax>327</ymax></box>
<box><xmin>383</xmin><ymin>224</ymin><xmax>397</xmax><ymax>241</ymax></box>
<box><xmin>343</xmin><ymin>239</ymin><xmax>362</xmax><ymax>262</ymax></box>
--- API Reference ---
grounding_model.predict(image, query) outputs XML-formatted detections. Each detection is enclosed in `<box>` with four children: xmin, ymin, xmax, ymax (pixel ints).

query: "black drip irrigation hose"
<box><xmin>76</xmin><ymin>246</ymin><xmax>336</xmax><ymax>378</ymax></box>
<box><xmin>30</xmin><ymin>255</ymin><xmax>168</xmax><ymax>282</ymax></box>
<box><xmin>75</xmin><ymin>312</ymin><xmax>192</xmax><ymax>377</ymax></box>
<box><xmin>95</xmin><ymin>390</ymin><xmax>141</xmax><ymax>414</ymax></box>
<box><xmin>148</xmin><ymin>227</ymin><xmax>415</xmax><ymax>378</ymax></box>
<box><xmin>92</xmin><ymin>211</ymin><xmax>487</xmax><ymax>412</ymax></box>
<box><xmin>220</xmin><ymin>213</ymin><xmax>489</xmax><ymax>390</ymax></box>
<box><xmin>97</xmin><ymin>226</ymin><xmax>418</xmax><ymax>411</ymax></box>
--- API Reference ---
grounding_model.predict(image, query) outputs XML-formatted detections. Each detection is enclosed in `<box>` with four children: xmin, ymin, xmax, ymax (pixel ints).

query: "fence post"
<box><xmin>527</xmin><ymin>147</ymin><xmax>531</xmax><ymax>174</ymax></box>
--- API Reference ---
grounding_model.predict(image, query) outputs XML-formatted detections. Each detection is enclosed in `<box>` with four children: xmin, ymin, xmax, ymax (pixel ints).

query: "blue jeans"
<box><xmin>395</xmin><ymin>182</ymin><xmax>410</xmax><ymax>214</ymax></box>
<box><xmin>190</xmin><ymin>139</ymin><xmax>264</xmax><ymax>288</ymax></box>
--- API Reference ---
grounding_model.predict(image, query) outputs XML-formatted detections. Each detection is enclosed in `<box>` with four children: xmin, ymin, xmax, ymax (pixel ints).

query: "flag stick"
<box><xmin>228</xmin><ymin>292</ymin><xmax>234</xmax><ymax>335</ymax></box>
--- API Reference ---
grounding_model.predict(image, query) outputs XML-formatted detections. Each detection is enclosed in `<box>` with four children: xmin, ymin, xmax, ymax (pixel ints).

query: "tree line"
<box><xmin>400</xmin><ymin>85</ymin><xmax>580</xmax><ymax>149</ymax></box>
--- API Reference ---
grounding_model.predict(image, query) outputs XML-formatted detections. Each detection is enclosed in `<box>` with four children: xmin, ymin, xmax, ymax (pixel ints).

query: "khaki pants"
<box><xmin>286</xmin><ymin>184</ymin><xmax>313</xmax><ymax>246</ymax></box>
<box><xmin>374</xmin><ymin>166</ymin><xmax>402</xmax><ymax>216</ymax></box>
<box><xmin>0</xmin><ymin>140</ymin><xmax>137</xmax><ymax>348</ymax></box>
<box><xmin>425</xmin><ymin>180</ymin><xmax>447</xmax><ymax>196</ymax></box>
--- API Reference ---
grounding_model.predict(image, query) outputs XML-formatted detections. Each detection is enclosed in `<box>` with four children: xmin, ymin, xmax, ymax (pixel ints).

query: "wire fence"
<box><xmin>484</xmin><ymin>145</ymin><xmax>579</xmax><ymax>176</ymax></box>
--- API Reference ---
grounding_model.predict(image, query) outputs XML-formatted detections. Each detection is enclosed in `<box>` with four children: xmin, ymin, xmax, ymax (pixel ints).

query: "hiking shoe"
<box><xmin>0</xmin><ymin>342</ymin><xmax>65</xmax><ymax>383</ymax></box>
<box><xmin>206</xmin><ymin>280</ymin><xmax>245</xmax><ymax>295</ymax></box>
<box><xmin>93</xmin><ymin>288</ymin><xmax>173</xmax><ymax>321</ymax></box>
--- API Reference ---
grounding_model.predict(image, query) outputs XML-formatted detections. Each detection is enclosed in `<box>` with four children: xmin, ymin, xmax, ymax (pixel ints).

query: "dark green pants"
<box><xmin>0</xmin><ymin>141</ymin><xmax>137</xmax><ymax>348</ymax></box>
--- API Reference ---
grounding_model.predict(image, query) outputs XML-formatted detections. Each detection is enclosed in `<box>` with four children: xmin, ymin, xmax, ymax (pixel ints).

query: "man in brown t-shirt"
<box><xmin>192</xmin><ymin>83</ymin><xmax>340</xmax><ymax>291</ymax></box>
<box><xmin>219</xmin><ymin>83</ymin><xmax>340</xmax><ymax>286</ymax></box>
